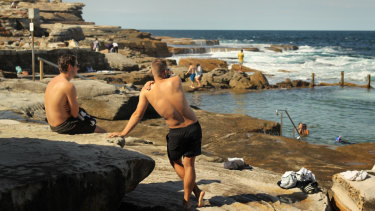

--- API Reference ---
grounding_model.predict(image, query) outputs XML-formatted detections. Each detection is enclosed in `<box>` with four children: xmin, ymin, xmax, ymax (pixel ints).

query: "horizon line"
<box><xmin>139</xmin><ymin>29</ymin><xmax>375</xmax><ymax>32</ymax></box>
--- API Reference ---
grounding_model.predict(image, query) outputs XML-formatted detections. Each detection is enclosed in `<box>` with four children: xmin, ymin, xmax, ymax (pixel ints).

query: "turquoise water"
<box><xmin>187</xmin><ymin>86</ymin><xmax>375</xmax><ymax>145</ymax></box>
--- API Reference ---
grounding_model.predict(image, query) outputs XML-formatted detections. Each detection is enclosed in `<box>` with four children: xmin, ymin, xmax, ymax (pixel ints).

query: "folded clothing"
<box><xmin>340</xmin><ymin>170</ymin><xmax>368</xmax><ymax>181</ymax></box>
<box><xmin>278</xmin><ymin>167</ymin><xmax>319</xmax><ymax>193</ymax></box>
<box><xmin>224</xmin><ymin>158</ymin><xmax>252</xmax><ymax>170</ymax></box>
<box><xmin>279</xmin><ymin>171</ymin><xmax>297</xmax><ymax>189</ymax></box>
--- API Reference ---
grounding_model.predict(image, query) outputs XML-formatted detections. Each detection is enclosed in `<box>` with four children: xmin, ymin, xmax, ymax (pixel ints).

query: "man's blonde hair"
<box><xmin>151</xmin><ymin>59</ymin><xmax>167</xmax><ymax>77</ymax></box>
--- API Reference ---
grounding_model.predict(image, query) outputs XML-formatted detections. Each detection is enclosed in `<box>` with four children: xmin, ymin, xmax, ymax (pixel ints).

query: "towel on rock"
<box><xmin>340</xmin><ymin>170</ymin><xmax>368</xmax><ymax>181</ymax></box>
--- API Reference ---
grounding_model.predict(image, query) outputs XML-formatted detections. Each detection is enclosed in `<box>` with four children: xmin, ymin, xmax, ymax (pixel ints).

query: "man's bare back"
<box><xmin>45</xmin><ymin>75</ymin><xmax>78</xmax><ymax>127</ymax></box>
<box><xmin>45</xmin><ymin>54</ymin><xmax>105</xmax><ymax>134</ymax></box>
<box><xmin>145</xmin><ymin>76</ymin><xmax>197</xmax><ymax>129</ymax></box>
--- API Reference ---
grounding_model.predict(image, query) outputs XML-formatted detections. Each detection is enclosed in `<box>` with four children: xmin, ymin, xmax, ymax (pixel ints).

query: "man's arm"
<box><xmin>107</xmin><ymin>89</ymin><xmax>149</xmax><ymax>138</ymax></box>
<box><xmin>66</xmin><ymin>84</ymin><xmax>79</xmax><ymax>118</ymax></box>
<box><xmin>185</xmin><ymin>66</ymin><xmax>193</xmax><ymax>75</ymax></box>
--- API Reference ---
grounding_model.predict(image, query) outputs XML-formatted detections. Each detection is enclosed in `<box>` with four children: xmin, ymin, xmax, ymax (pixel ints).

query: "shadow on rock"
<box><xmin>121</xmin><ymin>179</ymin><xmax>221</xmax><ymax>211</ymax></box>
<box><xmin>208</xmin><ymin>191</ymin><xmax>307</xmax><ymax>207</ymax></box>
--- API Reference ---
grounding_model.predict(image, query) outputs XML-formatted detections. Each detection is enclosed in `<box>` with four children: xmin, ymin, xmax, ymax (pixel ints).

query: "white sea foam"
<box><xmin>170</xmin><ymin>42</ymin><xmax>375</xmax><ymax>85</ymax></box>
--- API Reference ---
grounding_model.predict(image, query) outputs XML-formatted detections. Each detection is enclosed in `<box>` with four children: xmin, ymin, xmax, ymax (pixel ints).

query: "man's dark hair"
<box><xmin>151</xmin><ymin>59</ymin><xmax>167</xmax><ymax>77</ymax></box>
<box><xmin>58</xmin><ymin>55</ymin><xmax>77</xmax><ymax>73</ymax></box>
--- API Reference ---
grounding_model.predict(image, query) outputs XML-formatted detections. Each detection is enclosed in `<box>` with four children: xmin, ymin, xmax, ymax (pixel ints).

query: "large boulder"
<box><xmin>201</xmin><ymin>68</ymin><xmax>263</xmax><ymax>89</ymax></box>
<box><xmin>121</xmin><ymin>40</ymin><xmax>171</xmax><ymax>58</ymax></box>
<box><xmin>47</xmin><ymin>24</ymin><xmax>85</xmax><ymax>42</ymax></box>
<box><xmin>331</xmin><ymin>171</ymin><xmax>375</xmax><ymax>211</ymax></box>
<box><xmin>0</xmin><ymin>123</ymin><xmax>155</xmax><ymax>211</ymax></box>
<box><xmin>201</xmin><ymin>68</ymin><xmax>232</xmax><ymax>88</ymax></box>
<box><xmin>72</xmin><ymin>79</ymin><xmax>158</xmax><ymax>120</ymax></box>
<box><xmin>178</xmin><ymin>58</ymin><xmax>228</xmax><ymax>71</ymax></box>
<box><xmin>170</xmin><ymin>67</ymin><xmax>189</xmax><ymax>82</ymax></box>
<box><xmin>250</xmin><ymin>71</ymin><xmax>269</xmax><ymax>89</ymax></box>
<box><xmin>229</xmin><ymin>72</ymin><xmax>255</xmax><ymax>89</ymax></box>
<box><xmin>104</xmin><ymin>53</ymin><xmax>139</xmax><ymax>71</ymax></box>
<box><xmin>0</xmin><ymin>79</ymin><xmax>158</xmax><ymax>121</ymax></box>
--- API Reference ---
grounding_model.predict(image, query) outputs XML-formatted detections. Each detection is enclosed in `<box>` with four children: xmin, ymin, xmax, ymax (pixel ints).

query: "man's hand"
<box><xmin>144</xmin><ymin>81</ymin><xmax>155</xmax><ymax>91</ymax></box>
<box><xmin>106</xmin><ymin>132</ymin><xmax>124</xmax><ymax>138</ymax></box>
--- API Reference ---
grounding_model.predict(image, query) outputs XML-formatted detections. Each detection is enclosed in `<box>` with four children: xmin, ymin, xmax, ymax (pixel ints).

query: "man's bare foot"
<box><xmin>190</xmin><ymin>86</ymin><xmax>195</xmax><ymax>89</ymax></box>
<box><xmin>182</xmin><ymin>199</ymin><xmax>191</xmax><ymax>210</ymax></box>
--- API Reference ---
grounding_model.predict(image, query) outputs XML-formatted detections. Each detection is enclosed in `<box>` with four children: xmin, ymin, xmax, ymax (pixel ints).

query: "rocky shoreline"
<box><xmin>1</xmin><ymin>1</ymin><xmax>375</xmax><ymax>210</ymax></box>
<box><xmin>1</xmin><ymin>78</ymin><xmax>375</xmax><ymax>210</ymax></box>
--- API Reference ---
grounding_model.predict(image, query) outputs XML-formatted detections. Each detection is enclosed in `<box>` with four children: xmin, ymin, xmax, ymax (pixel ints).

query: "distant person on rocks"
<box><xmin>238</xmin><ymin>49</ymin><xmax>244</xmax><ymax>72</ymax></box>
<box><xmin>185</xmin><ymin>63</ymin><xmax>196</xmax><ymax>88</ymax></box>
<box><xmin>297</xmin><ymin>122</ymin><xmax>309</xmax><ymax>136</ymax></box>
<box><xmin>92</xmin><ymin>38</ymin><xmax>100</xmax><ymax>52</ymax></box>
<box><xmin>108</xmin><ymin>59</ymin><xmax>205</xmax><ymax>209</ymax></box>
<box><xmin>11</xmin><ymin>1</ymin><xmax>16</xmax><ymax>8</ymax></box>
<box><xmin>44</xmin><ymin>55</ymin><xmax>106</xmax><ymax>134</ymax></box>
<box><xmin>106</xmin><ymin>43</ymin><xmax>113</xmax><ymax>53</ymax></box>
<box><xmin>112</xmin><ymin>42</ymin><xmax>119</xmax><ymax>53</ymax></box>
<box><xmin>195</xmin><ymin>63</ymin><xmax>203</xmax><ymax>87</ymax></box>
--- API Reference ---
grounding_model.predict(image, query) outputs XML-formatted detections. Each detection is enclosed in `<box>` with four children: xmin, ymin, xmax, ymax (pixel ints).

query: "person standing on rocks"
<box><xmin>93</xmin><ymin>38</ymin><xmax>100</xmax><ymax>52</ymax></box>
<box><xmin>44</xmin><ymin>55</ymin><xmax>106</xmax><ymax>134</ymax></box>
<box><xmin>112</xmin><ymin>42</ymin><xmax>119</xmax><ymax>53</ymax></box>
<box><xmin>195</xmin><ymin>63</ymin><xmax>203</xmax><ymax>87</ymax></box>
<box><xmin>107</xmin><ymin>59</ymin><xmax>205</xmax><ymax>209</ymax></box>
<box><xmin>185</xmin><ymin>63</ymin><xmax>196</xmax><ymax>88</ymax></box>
<box><xmin>106</xmin><ymin>43</ymin><xmax>113</xmax><ymax>53</ymax></box>
<box><xmin>238</xmin><ymin>49</ymin><xmax>244</xmax><ymax>72</ymax></box>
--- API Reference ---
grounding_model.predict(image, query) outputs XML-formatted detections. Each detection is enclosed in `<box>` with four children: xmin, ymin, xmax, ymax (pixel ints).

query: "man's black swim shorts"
<box><xmin>50</xmin><ymin>117</ymin><xmax>96</xmax><ymax>135</ymax></box>
<box><xmin>166</xmin><ymin>121</ymin><xmax>202</xmax><ymax>162</ymax></box>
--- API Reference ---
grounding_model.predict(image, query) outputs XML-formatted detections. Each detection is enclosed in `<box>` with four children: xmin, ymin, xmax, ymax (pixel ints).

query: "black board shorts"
<box><xmin>50</xmin><ymin>117</ymin><xmax>96</xmax><ymax>135</ymax></box>
<box><xmin>166</xmin><ymin>121</ymin><xmax>202</xmax><ymax>162</ymax></box>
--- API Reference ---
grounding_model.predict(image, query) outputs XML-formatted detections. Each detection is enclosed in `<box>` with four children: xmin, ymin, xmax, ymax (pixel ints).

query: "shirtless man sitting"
<box><xmin>44</xmin><ymin>55</ymin><xmax>106</xmax><ymax>134</ymax></box>
<box><xmin>107</xmin><ymin>59</ymin><xmax>205</xmax><ymax>209</ymax></box>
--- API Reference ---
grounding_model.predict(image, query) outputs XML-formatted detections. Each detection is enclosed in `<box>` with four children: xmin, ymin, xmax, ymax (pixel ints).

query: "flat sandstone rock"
<box><xmin>331</xmin><ymin>172</ymin><xmax>375</xmax><ymax>211</ymax></box>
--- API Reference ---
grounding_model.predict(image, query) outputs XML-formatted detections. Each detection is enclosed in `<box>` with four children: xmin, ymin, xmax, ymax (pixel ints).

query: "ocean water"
<box><xmin>187</xmin><ymin>87</ymin><xmax>375</xmax><ymax>145</ymax></box>
<box><xmin>146</xmin><ymin>30</ymin><xmax>375</xmax><ymax>84</ymax></box>
<box><xmin>144</xmin><ymin>30</ymin><xmax>375</xmax><ymax>145</ymax></box>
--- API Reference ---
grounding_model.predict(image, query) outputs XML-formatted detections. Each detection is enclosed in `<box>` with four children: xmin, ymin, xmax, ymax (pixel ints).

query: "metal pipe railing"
<box><xmin>37</xmin><ymin>57</ymin><xmax>87</xmax><ymax>80</ymax></box>
<box><xmin>276</xmin><ymin>109</ymin><xmax>301</xmax><ymax>139</ymax></box>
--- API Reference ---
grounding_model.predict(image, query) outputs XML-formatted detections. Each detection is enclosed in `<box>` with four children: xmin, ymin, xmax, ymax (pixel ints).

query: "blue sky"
<box><xmin>65</xmin><ymin>0</ymin><xmax>375</xmax><ymax>30</ymax></box>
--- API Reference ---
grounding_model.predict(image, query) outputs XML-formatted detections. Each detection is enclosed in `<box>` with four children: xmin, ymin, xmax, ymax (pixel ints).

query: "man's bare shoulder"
<box><xmin>168</xmin><ymin>75</ymin><xmax>182</xmax><ymax>85</ymax></box>
<box><xmin>47</xmin><ymin>76</ymin><xmax>74</xmax><ymax>92</ymax></box>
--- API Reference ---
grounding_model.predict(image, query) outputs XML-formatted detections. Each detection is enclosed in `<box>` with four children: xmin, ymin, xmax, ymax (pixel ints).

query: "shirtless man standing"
<box><xmin>107</xmin><ymin>59</ymin><xmax>205</xmax><ymax>209</ymax></box>
<box><xmin>44</xmin><ymin>55</ymin><xmax>106</xmax><ymax>134</ymax></box>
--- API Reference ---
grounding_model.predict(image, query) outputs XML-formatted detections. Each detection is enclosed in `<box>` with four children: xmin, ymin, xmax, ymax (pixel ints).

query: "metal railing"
<box><xmin>276</xmin><ymin>109</ymin><xmax>301</xmax><ymax>139</ymax></box>
<box><xmin>37</xmin><ymin>57</ymin><xmax>87</xmax><ymax>80</ymax></box>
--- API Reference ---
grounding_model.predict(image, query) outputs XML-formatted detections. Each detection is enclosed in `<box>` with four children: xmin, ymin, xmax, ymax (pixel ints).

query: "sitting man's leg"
<box><xmin>94</xmin><ymin>125</ymin><xmax>106</xmax><ymax>133</ymax></box>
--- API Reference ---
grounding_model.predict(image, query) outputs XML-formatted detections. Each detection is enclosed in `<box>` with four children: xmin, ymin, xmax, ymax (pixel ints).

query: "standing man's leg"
<box><xmin>183</xmin><ymin>156</ymin><xmax>195</xmax><ymax>204</ymax></box>
<box><xmin>172</xmin><ymin>159</ymin><xmax>205</xmax><ymax>207</ymax></box>
<box><xmin>196</xmin><ymin>76</ymin><xmax>202</xmax><ymax>87</ymax></box>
